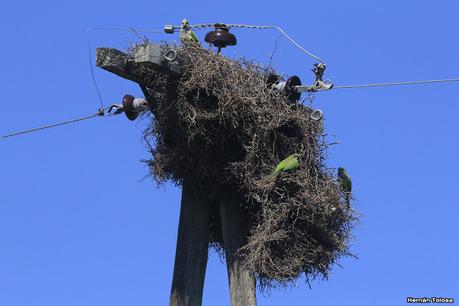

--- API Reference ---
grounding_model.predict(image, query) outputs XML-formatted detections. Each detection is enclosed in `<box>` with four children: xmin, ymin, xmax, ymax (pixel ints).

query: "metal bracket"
<box><xmin>107</xmin><ymin>104</ymin><xmax>124</xmax><ymax>115</ymax></box>
<box><xmin>310</xmin><ymin>109</ymin><xmax>323</xmax><ymax>121</ymax></box>
<box><xmin>295</xmin><ymin>63</ymin><xmax>334</xmax><ymax>93</ymax></box>
<box><xmin>164</xmin><ymin>49</ymin><xmax>178</xmax><ymax>62</ymax></box>
<box><xmin>164</xmin><ymin>25</ymin><xmax>176</xmax><ymax>34</ymax></box>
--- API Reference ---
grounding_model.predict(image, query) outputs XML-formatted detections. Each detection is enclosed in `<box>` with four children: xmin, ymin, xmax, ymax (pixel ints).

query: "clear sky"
<box><xmin>0</xmin><ymin>1</ymin><xmax>458</xmax><ymax>305</ymax></box>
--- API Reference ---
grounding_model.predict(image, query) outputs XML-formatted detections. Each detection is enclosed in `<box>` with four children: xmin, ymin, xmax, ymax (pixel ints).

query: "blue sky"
<box><xmin>0</xmin><ymin>1</ymin><xmax>458</xmax><ymax>305</ymax></box>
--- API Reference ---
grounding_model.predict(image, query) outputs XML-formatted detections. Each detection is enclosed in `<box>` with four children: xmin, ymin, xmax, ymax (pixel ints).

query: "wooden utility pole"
<box><xmin>169</xmin><ymin>179</ymin><xmax>212</xmax><ymax>306</ymax></box>
<box><xmin>219</xmin><ymin>193</ymin><xmax>257</xmax><ymax>305</ymax></box>
<box><xmin>96</xmin><ymin>44</ymin><xmax>257</xmax><ymax>306</ymax></box>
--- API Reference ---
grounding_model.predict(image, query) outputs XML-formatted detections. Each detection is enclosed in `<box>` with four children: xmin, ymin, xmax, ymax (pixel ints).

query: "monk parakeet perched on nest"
<box><xmin>180</xmin><ymin>18</ymin><xmax>199</xmax><ymax>43</ymax></box>
<box><xmin>271</xmin><ymin>154</ymin><xmax>300</xmax><ymax>177</ymax></box>
<box><xmin>338</xmin><ymin>167</ymin><xmax>352</xmax><ymax>207</ymax></box>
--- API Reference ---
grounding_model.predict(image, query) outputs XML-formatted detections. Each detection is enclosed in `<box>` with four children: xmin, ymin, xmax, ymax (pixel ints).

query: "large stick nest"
<box><xmin>141</xmin><ymin>43</ymin><xmax>358</xmax><ymax>289</ymax></box>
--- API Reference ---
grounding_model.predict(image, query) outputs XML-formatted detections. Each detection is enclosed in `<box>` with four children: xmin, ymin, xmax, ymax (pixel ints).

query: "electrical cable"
<box><xmin>168</xmin><ymin>23</ymin><xmax>325</xmax><ymax>63</ymax></box>
<box><xmin>87</xmin><ymin>27</ymin><xmax>163</xmax><ymax>34</ymax></box>
<box><xmin>330</xmin><ymin>78</ymin><xmax>459</xmax><ymax>90</ymax></box>
<box><xmin>228</xmin><ymin>24</ymin><xmax>325</xmax><ymax>64</ymax></box>
<box><xmin>87</xmin><ymin>28</ymin><xmax>104</xmax><ymax>109</ymax></box>
<box><xmin>1</xmin><ymin>109</ymin><xmax>106</xmax><ymax>139</ymax></box>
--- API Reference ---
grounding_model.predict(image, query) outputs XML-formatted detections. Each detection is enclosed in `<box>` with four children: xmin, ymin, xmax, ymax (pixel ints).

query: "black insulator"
<box><xmin>267</xmin><ymin>75</ymin><xmax>302</xmax><ymax>103</ymax></box>
<box><xmin>266</xmin><ymin>73</ymin><xmax>281</xmax><ymax>88</ymax></box>
<box><xmin>285</xmin><ymin>76</ymin><xmax>302</xmax><ymax>103</ymax></box>
<box><xmin>123</xmin><ymin>94</ymin><xmax>147</xmax><ymax>121</ymax></box>
<box><xmin>204</xmin><ymin>23</ymin><xmax>237</xmax><ymax>50</ymax></box>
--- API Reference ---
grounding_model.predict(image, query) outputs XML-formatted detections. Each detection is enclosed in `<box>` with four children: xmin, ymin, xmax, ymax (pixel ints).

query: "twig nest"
<box><xmin>142</xmin><ymin>43</ymin><xmax>358</xmax><ymax>289</ymax></box>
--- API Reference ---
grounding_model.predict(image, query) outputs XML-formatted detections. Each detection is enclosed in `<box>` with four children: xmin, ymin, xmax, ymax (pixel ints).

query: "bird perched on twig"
<box><xmin>271</xmin><ymin>154</ymin><xmax>300</xmax><ymax>177</ymax></box>
<box><xmin>337</xmin><ymin>167</ymin><xmax>352</xmax><ymax>208</ymax></box>
<box><xmin>180</xmin><ymin>18</ymin><xmax>199</xmax><ymax>44</ymax></box>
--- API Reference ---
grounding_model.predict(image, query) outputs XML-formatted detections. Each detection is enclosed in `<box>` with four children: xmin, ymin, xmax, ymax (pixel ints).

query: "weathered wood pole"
<box><xmin>219</xmin><ymin>194</ymin><xmax>257</xmax><ymax>306</ymax></box>
<box><xmin>169</xmin><ymin>179</ymin><xmax>213</xmax><ymax>306</ymax></box>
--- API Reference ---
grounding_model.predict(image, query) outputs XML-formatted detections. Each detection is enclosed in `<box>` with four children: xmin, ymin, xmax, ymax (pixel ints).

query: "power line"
<box><xmin>164</xmin><ymin>23</ymin><xmax>325</xmax><ymax>64</ymax></box>
<box><xmin>87</xmin><ymin>27</ymin><xmax>163</xmax><ymax>34</ymax></box>
<box><xmin>1</xmin><ymin>109</ymin><xmax>105</xmax><ymax>139</ymax></box>
<box><xmin>3</xmin><ymin>78</ymin><xmax>459</xmax><ymax>139</ymax></box>
<box><xmin>227</xmin><ymin>24</ymin><xmax>325</xmax><ymax>64</ymax></box>
<box><xmin>295</xmin><ymin>77</ymin><xmax>459</xmax><ymax>92</ymax></box>
<box><xmin>331</xmin><ymin>78</ymin><xmax>459</xmax><ymax>90</ymax></box>
<box><xmin>87</xmin><ymin>28</ymin><xmax>104</xmax><ymax>109</ymax></box>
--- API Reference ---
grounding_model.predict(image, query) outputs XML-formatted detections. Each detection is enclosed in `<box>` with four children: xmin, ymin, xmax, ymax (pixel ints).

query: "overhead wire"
<box><xmin>87</xmin><ymin>28</ymin><xmax>104</xmax><ymax>109</ymax></box>
<box><xmin>1</xmin><ymin>109</ymin><xmax>105</xmax><ymax>139</ymax></box>
<box><xmin>185</xmin><ymin>23</ymin><xmax>325</xmax><ymax>63</ymax></box>
<box><xmin>295</xmin><ymin>77</ymin><xmax>459</xmax><ymax>92</ymax></box>
<box><xmin>228</xmin><ymin>24</ymin><xmax>325</xmax><ymax>64</ymax></box>
<box><xmin>331</xmin><ymin>78</ymin><xmax>459</xmax><ymax>90</ymax></box>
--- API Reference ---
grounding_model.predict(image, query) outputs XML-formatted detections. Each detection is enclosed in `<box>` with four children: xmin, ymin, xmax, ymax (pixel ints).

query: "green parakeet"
<box><xmin>271</xmin><ymin>154</ymin><xmax>300</xmax><ymax>177</ymax></box>
<box><xmin>338</xmin><ymin>167</ymin><xmax>352</xmax><ymax>207</ymax></box>
<box><xmin>180</xmin><ymin>18</ymin><xmax>199</xmax><ymax>43</ymax></box>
